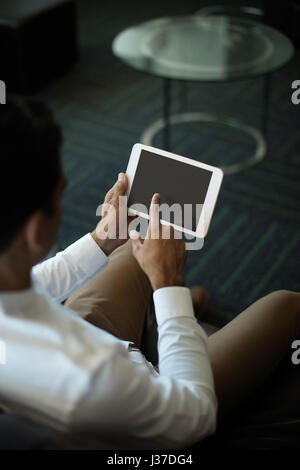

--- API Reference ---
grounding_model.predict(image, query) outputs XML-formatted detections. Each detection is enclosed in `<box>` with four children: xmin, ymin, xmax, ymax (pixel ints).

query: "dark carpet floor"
<box><xmin>38</xmin><ymin>0</ymin><xmax>300</xmax><ymax>326</ymax></box>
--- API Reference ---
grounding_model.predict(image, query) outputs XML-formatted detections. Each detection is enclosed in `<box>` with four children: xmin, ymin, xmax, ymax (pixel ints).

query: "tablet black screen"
<box><xmin>128</xmin><ymin>150</ymin><xmax>212</xmax><ymax>232</ymax></box>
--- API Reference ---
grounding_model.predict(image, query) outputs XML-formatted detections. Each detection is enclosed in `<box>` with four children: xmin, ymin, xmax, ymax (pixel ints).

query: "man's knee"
<box><xmin>267</xmin><ymin>289</ymin><xmax>299</xmax><ymax>302</ymax></box>
<box><xmin>269</xmin><ymin>290</ymin><xmax>300</xmax><ymax>333</ymax></box>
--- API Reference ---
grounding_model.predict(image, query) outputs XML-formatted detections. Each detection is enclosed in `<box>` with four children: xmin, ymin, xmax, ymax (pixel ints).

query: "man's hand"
<box><xmin>92</xmin><ymin>173</ymin><xmax>133</xmax><ymax>256</ymax></box>
<box><xmin>129</xmin><ymin>193</ymin><xmax>187</xmax><ymax>291</ymax></box>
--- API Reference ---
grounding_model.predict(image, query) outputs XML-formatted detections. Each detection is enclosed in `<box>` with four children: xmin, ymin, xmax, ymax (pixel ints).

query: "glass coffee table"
<box><xmin>112</xmin><ymin>15</ymin><xmax>294</xmax><ymax>174</ymax></box>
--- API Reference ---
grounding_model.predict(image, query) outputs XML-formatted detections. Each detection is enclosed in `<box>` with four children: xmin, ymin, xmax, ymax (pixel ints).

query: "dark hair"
<box><xmin>0</xmin><ymin>96</ymin><xmax>62</xmax><ymax>253</ymax></box>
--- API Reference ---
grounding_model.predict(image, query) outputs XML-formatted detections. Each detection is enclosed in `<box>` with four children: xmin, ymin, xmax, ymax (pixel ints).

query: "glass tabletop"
<box><xmin>112</xmin><ymin>15</ymin><xmax>294</xmax><ymax>81</ymax></box>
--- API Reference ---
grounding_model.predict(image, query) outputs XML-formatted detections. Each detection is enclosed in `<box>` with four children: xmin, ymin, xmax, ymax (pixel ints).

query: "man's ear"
<box><xmin>24</xmin><ymin>210</ymin><xmax>50</xmax><ymax>258</ymax></box>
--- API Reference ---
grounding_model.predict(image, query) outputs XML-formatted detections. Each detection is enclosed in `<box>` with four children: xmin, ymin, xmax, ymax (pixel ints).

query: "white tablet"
<box><xmin>126</xmin><ymin>143</ymin><xmax>223</xmax><ymax>238</ymax></box>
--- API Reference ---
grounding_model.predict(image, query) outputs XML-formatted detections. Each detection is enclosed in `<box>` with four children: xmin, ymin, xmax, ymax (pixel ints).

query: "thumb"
<box><xmin>114</xmin><ymin>172</ymin><xmax>127</xmax><ymax>196</ymax></box>
<box><xmin>129</xmin><ymin>230</ymin><xmax>143</xmax><ymax>254</ymax></box>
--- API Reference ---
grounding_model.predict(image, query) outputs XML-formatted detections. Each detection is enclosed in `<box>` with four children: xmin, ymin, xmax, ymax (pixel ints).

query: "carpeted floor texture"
<box><xmin>38</xmin><ymin>0</ymin><xmax>300</xmax><ymax>326</ymax></box>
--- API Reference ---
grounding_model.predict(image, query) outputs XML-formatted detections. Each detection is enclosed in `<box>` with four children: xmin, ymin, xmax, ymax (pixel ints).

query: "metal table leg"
<box><xmin>262</xmin><ymin>72</ymin><xmax>271</xmax><ymax>138</ymax></box>
<box><xmin>163</xmin><ymin>78</ymin><xmax>171</xmax><ymax>150</ymax></box>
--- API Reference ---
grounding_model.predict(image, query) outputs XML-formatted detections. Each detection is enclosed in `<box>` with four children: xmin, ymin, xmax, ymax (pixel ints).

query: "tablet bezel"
<box><xmin>125</xmin><ymin>143</ymin><xmax>223</xmax><ymax>238</ymax></box>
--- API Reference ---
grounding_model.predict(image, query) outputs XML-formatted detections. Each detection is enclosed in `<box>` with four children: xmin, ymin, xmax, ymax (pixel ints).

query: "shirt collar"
<box><xmin>0</xmin><ymin>278</ymin><xmax>37</xmax><ymax>310</ymax></box>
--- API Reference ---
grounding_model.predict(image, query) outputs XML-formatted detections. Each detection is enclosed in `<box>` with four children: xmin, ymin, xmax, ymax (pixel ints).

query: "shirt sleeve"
<box><xmin>70</xmin><ymin>286</ymin><xmax>218</xmax><ymax>449</ymax></box>
<box><xmin>32</xmin><ymin>234</ymin><xmax>108</xmax><ymax>303</ymax></box>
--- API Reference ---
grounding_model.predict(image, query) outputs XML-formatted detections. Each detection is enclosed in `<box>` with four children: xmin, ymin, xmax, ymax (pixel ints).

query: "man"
<box><xmin>0</xmin><ymin>96</ymin><xmax>217</xmax><ymax>449</ymax></box>
<box><xmin>1</xmin><ymin>97</ymin><xmax>300</xmax><ymax>450</ymax></box>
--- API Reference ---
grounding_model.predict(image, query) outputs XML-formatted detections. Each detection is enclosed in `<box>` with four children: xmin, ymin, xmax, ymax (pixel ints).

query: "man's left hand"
<box><xmin>91</xmin><ymin>173</ymin><xmax>134</xmax><ymax>256</ymax></box>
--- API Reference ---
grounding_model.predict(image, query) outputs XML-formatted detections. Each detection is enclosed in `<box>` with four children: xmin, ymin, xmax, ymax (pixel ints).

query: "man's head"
<box><xmin>0</xmin><ymin>96</ymin><xmax>65</xmax><ymax>265</ymax></box>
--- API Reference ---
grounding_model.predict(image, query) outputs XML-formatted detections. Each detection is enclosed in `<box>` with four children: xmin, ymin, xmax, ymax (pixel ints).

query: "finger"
<box><xmin>104</xmin><ymin>187</ymin><xmax>114</xmax><ymax>202</ymax></box>
<box><xmin>112</xmin><ymin>173</ymin><xmax>128</xmax><ymax>199</ymax></box>
<box><xmin>104</xmin><ymin>173</ymin><xmax>127</xmax><ymax>203</ymax></box>
<box><xmin>149</xmin><ymin>193</ymin><xmax>161</xmax><ymax>239</ymax></box>
<box><xmin>161</xmin><ymin>223</ymin><xmax>172</xmax><ymax>240</ymax></box>
<box><xmin>129</xmin><ymin>230</ymin><xmax>143</xmax><ymax>254</ymax></box>
<box><xmin>149</xmin><ymin>193</ymin><xmax>160</xmax><ymax>215</ymax></box>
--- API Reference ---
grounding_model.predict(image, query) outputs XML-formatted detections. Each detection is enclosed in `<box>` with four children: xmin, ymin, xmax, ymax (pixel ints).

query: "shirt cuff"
<box><xmin>153</xmin><ymin>286</ymin><xmax>195</xmax><ymax>327</ymax></box>
<box><xmin>64</xmin><ymin>233</ymin><xmax>109</xmax><ymax>276</ymax></box>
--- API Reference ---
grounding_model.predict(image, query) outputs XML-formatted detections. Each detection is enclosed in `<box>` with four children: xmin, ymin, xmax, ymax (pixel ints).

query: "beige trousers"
<box><xmin>65</xmin><ymin>240</ymin><xmax>300</xmax><ymax>417</ymax></box>
<box><xmin>65</xmin><ymin>240</ymin><xmax>152</xmax><ymax>348</ymax></box>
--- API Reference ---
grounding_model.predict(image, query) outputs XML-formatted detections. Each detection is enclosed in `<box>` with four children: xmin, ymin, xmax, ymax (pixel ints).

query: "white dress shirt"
<box><xmin>0</xmin><ymin>234</ymin><xmax>217</xmax><ymax>449</ymax></box>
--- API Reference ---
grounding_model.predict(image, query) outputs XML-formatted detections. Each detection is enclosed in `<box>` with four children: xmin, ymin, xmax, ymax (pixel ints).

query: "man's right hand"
<box><xmin>129</xmin><ymin>193</ymin><xmax>187</xmax><ymax>291</ymax></box>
